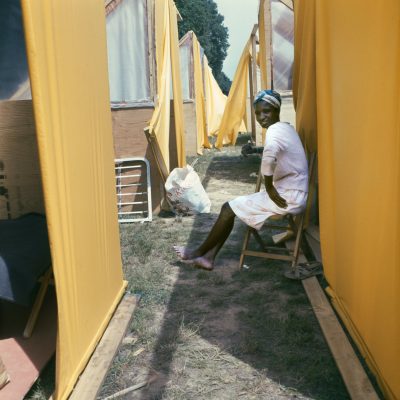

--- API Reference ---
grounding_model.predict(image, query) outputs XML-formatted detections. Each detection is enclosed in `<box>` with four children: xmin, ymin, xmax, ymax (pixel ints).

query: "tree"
<box><xmin>215</xmin><ymin>71</ymin><xmax>232</xmax><ymax>95</ymax></box>
<box><xmin>175</xmin><ymin>0</ymin><xmax>232</xmax><ymax>92</ymax></box>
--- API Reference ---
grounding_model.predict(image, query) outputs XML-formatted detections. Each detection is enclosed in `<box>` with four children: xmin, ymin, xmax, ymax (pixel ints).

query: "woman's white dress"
<box><xmin>229</xmin><ymin>122</ymin><xmax>309</xmax><ymax>230</ymax></box>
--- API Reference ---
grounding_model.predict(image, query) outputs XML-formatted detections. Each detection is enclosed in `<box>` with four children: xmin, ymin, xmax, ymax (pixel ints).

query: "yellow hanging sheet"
<box><xmin>148</xmin><ymin>0</ymin><xmax>172</xmax><ymax>170</ymax></box>
<box><xmin>292</xmin><ymin>0</ymin><xmax>317</xmax><ymax>153</ymax></box>
<box><xmin>20</xmin><ymin>1</ymin><xmax>126</xmax><ymax>399</ymax></box>
<box><xmin>149</xmin><ymin>0</ymin><xmax>186</xmax><ymax>171</ymax></box>
<box><xmin>192</xmin><ymin>33</ymin><xmax>211</xmax><ymax>154</ymax></box>
<box><xmin>293</xmin><ymin>1</ymin><xmax>400</xmax><ymax>398</ymax></box>
<box><xmin>203</xmin><ymin>56</ymin><xmax>227</xmax><ymax>137</ymax></box>
<box><xmin>169</xmin><ymin>0</ymin><xmax>186</xmax><ymax>167</ymax></box>
<box><xmin>215</xmin><ymin>39</ymin><xmax>251</xmax><ymax>148</ymax></box>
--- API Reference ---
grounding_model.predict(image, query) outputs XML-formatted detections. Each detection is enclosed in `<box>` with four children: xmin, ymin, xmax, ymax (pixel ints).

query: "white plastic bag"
<box><xmin>165</xmin><ymin>165</ymin><xmax>211</xmax><ymax>215</ymax></box>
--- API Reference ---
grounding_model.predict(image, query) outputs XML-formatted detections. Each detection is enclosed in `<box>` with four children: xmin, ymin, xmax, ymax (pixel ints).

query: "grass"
<box><xmin>26</xmin><ymin>136</ymin><xmax>356</xmax><ymax>400</ymax></box>
<box><xmin>96</xmin><ymin>139</ymin><xmax>352</xmax><ymax>400</ymax></box>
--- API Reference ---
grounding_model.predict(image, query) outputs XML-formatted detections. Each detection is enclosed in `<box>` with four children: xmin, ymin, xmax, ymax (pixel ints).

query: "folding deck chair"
<box><xmin>239</xmin><ymin>153</ymin><xmax>316</xmax><ymax>277</ymax></box>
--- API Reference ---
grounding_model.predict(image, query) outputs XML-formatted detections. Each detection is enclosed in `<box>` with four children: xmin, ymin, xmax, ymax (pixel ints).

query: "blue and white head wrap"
<box><xmin>254</xmin><ymin>89</ymin><xmax>281</xmax><ymax>109</ymax></box>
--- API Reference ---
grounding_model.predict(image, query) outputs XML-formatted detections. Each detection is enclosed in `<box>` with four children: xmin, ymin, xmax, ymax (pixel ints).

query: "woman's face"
<box><xmin>254</xmin><ymin>101</ymin><xmax>279</xmax><ymax>128</ymax></box>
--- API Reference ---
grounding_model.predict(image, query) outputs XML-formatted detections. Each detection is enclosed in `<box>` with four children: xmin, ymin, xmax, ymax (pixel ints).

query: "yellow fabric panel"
<box><xmin>203</xmin><ymin>55</ymin><xmax>243</xmax><ymax>145</ymax></box>
<box><xmin>149</xmin><ymin>0</ymin><xmax>172</xmax><ymax>170</ymax></box>
<box><xmin>292</xmin><ymin>0</ymin><xmax>317</xmax><ymax>153</ymax></box>
<box><xmin>149</xmin><ymin>0</ymin><xmax>184</xmax><ymax>170</ymax></box>
<box><xmin>203</xmin><ymin>56</ymin><xmax>227</xmax><ymax>137</ymax></box>
<box><xmin>192</xmin><ymin>34</ymin><xmax>210</xmax><ymax>154</ymax></box>
<box><xmin>215</xmin><ymin>39</ymin><xmax>251</xmax><ymax>148</ymax></box>
<box><xmin>294</xmin><ymin>1</ymin><xmax>400</xmax><ymax>398</ymax></box>
<box><xmin>169</xmin><ymin>0</ymin><xmax>186</xmax><ymax>167</ymax></box>
<box><xmin>243</xmin><ymin>98</ymin><xmax>248</xmax><ymax>132</ymax></box>
<box><xmin>20</xmin><ymin>1</ymin><xmax>126</xmax><ymax>399</ymax></box>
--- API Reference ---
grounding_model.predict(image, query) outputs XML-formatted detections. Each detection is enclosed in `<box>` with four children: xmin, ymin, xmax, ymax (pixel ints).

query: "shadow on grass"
<box><xmin>140</xmin><ymin>137</ymin><xmax>350</xmax><ymax>400</ymax></box>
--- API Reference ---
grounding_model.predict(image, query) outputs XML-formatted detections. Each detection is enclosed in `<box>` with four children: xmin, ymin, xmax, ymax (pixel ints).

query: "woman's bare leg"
<box><xmin>174</xmin><ymin>202</ymin><xmax>235</xmax><ymax>268</ymax></box>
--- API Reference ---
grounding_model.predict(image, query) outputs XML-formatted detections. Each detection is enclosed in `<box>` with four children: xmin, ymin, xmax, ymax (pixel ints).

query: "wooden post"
<box><xmin>251</xmin><ymin>34</ymin><xmax>258</xmax><ymax>96</ymax></box>
<box><xmin>262</xmin><ymin>0</ymin><xmax>273</xmax><ymax>89</ymax></box>
<box><xmin>249</xmin><ymin>24</ymin><xmax>259</xmax><ymax>142</ymax></box>
<box><xmin>248</xmin><ymin>57</ymin><xmax>256</xmax><ymax>142</ymax></box>
<box><xmin>251</xmin><ymin>30</ymin><xmax>259</xmax><ymax>142</ymax></box>
<box><xmin>145</xmin><ymin>0</ymin><xmax>157</xmax><ymax>100</ymax></box>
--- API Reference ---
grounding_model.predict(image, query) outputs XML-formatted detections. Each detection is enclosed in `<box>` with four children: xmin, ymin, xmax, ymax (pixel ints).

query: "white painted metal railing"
<box><xmin>114</xmin><ymin>157</ymin><xmax>152</xmax><ymax>223</ymax></box>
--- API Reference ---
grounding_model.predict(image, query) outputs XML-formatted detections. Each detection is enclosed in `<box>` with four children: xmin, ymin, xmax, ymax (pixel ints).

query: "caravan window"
<box><xmin>271</xmin><ymin>0</ymin><xmax>294</xmax><ymax>90</ymax></box>
<box><xmin>106</xmin><ymin>0</ymin><xmax>152</xmax><ymax>108</ymax></box>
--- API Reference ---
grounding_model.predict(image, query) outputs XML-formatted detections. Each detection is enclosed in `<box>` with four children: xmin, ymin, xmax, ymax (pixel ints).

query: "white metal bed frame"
<box><xmin>114</xmin><ymin>157</ymin><xmax>152</xmax><ymax>223</ymax></box>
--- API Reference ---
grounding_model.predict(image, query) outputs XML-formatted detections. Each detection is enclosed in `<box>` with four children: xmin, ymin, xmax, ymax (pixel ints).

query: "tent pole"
<box><xmin>248</xmin><ymin>57</ymin><xmax>256</xmax><ymax>142</ymax></box>
<box><xmin>248</xmin><ymin>24</ymin><xmax>259</xmax><ymax>142</ymax></box>
<box><xmin>251</xmin><ymin>27</ymin><xmax>259</xmax><ymax>142</ymax></box>
<box><xmin>261</xmin><ymin>0</ymin><xmax>273</xmax><ymax>89</ymax></box>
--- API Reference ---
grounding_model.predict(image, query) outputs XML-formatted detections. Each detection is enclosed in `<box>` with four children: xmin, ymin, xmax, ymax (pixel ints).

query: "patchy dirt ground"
<box><xmin>96</xmin><ymin>137</ymin><xmax>350</xmax><ymax>400</ymax></box>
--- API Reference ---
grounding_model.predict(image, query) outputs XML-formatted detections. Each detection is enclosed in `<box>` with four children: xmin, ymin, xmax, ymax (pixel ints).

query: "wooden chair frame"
<box><xmin>23</xmin><ymin>267</ymin><xmax>53</xmax><ymax>338</ymax></box>
<box><xmin>239</xmin><ymin>153</ymin><xmax>316</xmax><ymax>273</ymax></box>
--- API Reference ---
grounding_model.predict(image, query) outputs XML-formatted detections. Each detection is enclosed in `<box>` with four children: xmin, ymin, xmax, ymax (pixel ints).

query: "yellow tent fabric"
<box><xmin>203</xmin><ymin>55</ymin><xmax>228</xmax><ymax>137</ymax></box>
<box><xmin>20</xmin><ymin>1</ymin><xmax>126</xmax><ymax>399</ymax></box>
<box><xmin>169</xmin><ymin>0</ymin><xmax>186</xmax><ymax>167</ymax></box>
<box><xmin>192</xmin><ymin>33</ymin><xmax>211</xmax><ymax>154</ymax></box>
<box><xmin>149</xmin><ymin>0</ymin><xmax>186</xmax><ymax>171</ymax></box>
<box><xmin>291</xmin><ymin>0</ymin><xmax>317</xmax><ymax>153</ymax></box>
<box><xmin>215</xmin><ymin>39</ymin><xmax>252</xmax><ymax>148</ymax></box>
<box><xmin>293</xmin><ymin>1</ymin><xmax>400</xmax><ymax>398</ymax></box>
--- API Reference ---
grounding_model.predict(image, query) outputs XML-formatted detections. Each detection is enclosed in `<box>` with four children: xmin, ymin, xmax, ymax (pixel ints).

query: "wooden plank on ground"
<box><xmin>302</xmin><ymin>277</ymin><xmax>378</xmax><ymax>400</ymax></box>
<box><xmin>284</xmin><ymin>240</ymin><xmax>379</xmax><ymax>400</ymax></box>
<box><xmin>69</xmin><ymin>294</ymin><xmax>139</xmax><ymax>400</ymax></box>
<box><xmin>306</xmin><ymin>224</ymin><xmax>320</xmax><ymax>243</ymax></box>
<box><xmin>305</xmin><ymin>232</ymin><xmax>322</xmax><ymax>262</ymax></box>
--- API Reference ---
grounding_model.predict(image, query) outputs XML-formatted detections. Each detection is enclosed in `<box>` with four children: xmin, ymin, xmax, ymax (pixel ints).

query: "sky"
<box><xmin>214</xmin><ymin>0</ymin><xmax>260</xmax><ymax>80</ymax></box>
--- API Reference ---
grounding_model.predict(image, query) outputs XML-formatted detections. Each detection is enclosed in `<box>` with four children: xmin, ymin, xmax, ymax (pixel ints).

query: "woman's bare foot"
<box><xmin>192</xmin><ymin>256</ymin><xmax>214</xmax><ymax>271</ymax></box>
<box><xmin>173</xmin><ymin>246</ymin><xmax>198</xmax><ymax>260</ymax></box>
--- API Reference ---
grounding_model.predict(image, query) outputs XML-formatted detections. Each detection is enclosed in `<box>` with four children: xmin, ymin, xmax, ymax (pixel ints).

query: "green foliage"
<box><xmin>175</xmin><ymin>0</ymin><xmax>232</xmax><ymax>92</ymax></box>
<box><xmin>215</xmin><ymin>70</ymin><xmax>232</xmax><ymax>95</ymax></box>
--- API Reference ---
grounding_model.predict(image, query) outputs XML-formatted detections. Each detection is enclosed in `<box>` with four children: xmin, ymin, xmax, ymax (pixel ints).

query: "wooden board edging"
<box><xmin>67</xmin><ymin>294</ymin><xmax>139</xmax><ymax>400</ymax></box>
<box><xmin>301</xmin><ymin>277</ymin><xmax>379</xmax><ymax>400</ymax></box>
<box><xmin>284</xmin><ymin>240</ymin><xmax>379</xmax><ymax>400</ymax></box>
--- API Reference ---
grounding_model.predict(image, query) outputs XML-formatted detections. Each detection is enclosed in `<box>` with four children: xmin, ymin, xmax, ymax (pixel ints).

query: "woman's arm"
<box><xmin>264</xmin><ymin>175</ymin><xmax>287</xmax><ymax>208</ymax></box>
<box><xmin>241</xmin><ymin>143</ymin><xmax>264</xmax><ymax>157</ymax></box>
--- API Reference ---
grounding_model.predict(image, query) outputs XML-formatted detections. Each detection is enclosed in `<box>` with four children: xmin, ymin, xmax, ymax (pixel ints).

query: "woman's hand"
<box><xmin>267</xmin><ymin>186</ymin><xmax>288</xmax><ymax>208</ymax></box>
<box><xmin>241</xmin><ymin>142</ymin><xmax>256</xmax><ymax>157</ymax></box>
<box><xmin>264</xmin><ymin>175</ymin><xmax>288</xmax><ymax>208</ymax></box>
